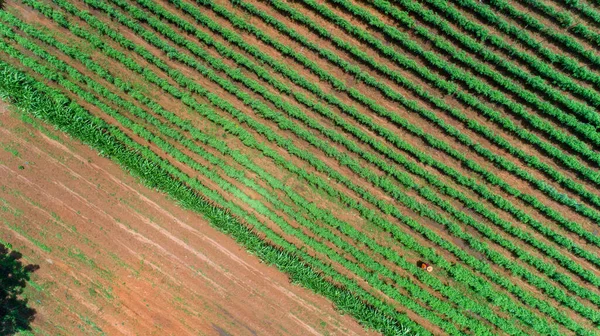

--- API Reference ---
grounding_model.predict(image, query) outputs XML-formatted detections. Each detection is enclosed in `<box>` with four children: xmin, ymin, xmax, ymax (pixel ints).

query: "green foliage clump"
<box><xmin>0</xmin><ymin>244</ymin><xmax>37</xmax><ymax>335</ymax></box>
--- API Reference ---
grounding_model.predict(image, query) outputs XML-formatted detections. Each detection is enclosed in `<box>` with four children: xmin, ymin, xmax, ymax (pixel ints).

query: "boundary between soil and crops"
<box><xmin>0</xmin><ymin>60</ymin><xmax>417</xmax><ymax>336</ymax></box>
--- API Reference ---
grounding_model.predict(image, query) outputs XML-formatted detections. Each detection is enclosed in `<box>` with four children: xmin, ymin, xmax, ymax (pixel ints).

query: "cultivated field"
<box><xmin>0</xmin><ymin>0</ymin><xmax>599</xmax><ymax>334</ymax></box>
<box><xmin>0</xmin><ymin>102</ymin><xmax>370</xmax><ymax>335</ymax></box>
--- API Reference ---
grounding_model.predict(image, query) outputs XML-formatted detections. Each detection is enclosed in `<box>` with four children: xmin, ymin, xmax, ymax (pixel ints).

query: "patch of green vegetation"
<box><xmin>67</xmin><ymin>37</ymin><xmax>95</xmax><ymax>55</ymax></box>
<box><xmin>2</xmin><ymin>218</ymin><xmax>51</xmax><ymax>252</ymax></box>
<box><xmin>131</xmin><ymin>80</ymin><xmax>150</xmax><ymax>95</ymax></box>
<box><xmin>27</xmin><ymin>280</ymin><xmax>44</xmax><ymax>292</ymax></box>
<box><xmin>67</xmin><ymin>248</ymin><xmax>113</xmax><ymax>280</ymax></box>
<box><xmin>108</xmin><ymin>252</ymin><xmax>139</xmax><ymax>277</ymax></box>
<box><xmin>0</xmin><ymin>197</ymin><xmax>23</xmax><ymax>217</ymax></box>
<box><xmin>2</xmin><ymin>141</ymin><xmax>20</xmax><ymax>157</ymax></box>
<box><xmin>10</xmin><ymin>189</ymin><xmax>44</xmax><ymax>210</ymax></box>
<box><xmin>13</xmin><ymin>126</ymin><xmax>27</xmax><ymax>135</ymax></box>
<box><xmin>50</xmin><ymin>211</ymin><xmax>63</xmax><ymax>223</ymax></box>
<box><xmin>0</xmin><ymin>237</ymin><xmax>12</xmax><ymax>249</ymax></box>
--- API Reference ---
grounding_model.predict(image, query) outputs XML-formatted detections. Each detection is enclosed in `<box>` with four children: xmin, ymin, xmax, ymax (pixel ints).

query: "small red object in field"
<box><xmin>420</xmin><ymin>262</ymin><xmax>433</xmax><ymax>272</ymax></box>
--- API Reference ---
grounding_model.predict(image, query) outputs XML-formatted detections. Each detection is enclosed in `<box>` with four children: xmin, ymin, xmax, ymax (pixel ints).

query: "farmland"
<box><xmin>0</xmin><ymin>0</ymin><xmax>599</xmax><ymax>334</ymax></box>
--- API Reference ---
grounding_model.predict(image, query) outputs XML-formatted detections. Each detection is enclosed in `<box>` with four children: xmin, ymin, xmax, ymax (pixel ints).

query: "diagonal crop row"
<box><xmin>123</xmin><ymin>0</ymin><xmax>600</xmax><ymax>304</ymax></box>
<box><xmin>553</xmin><ymin>0</ymin><xmax>600</xmax><ymax>29</ymax></box>
<box><xmin>42</xmin><ymin>0</ymin><xmax>599</xmax><ymax>332</ymax></box>
<box><xmin>0</xmin><ymin>17</ymin><xmax>503</xmax><ymax>333</ymax></box>
<box><xmin>0</xmin><ymin>32</ymin><xmax>431</xmax><ymax>335</ymax></box>
<box><xmin>224</xmin><ymin>0</ymin><xmax>600</xmax><ymax>222</ymax></box>
<box><xmin>409</xmin><ymin>0</ymin><xmax>600</xmax><ymax>111</ymax></box>
<box><xmin>0</xmin><ymin>57</ymin><xmax>419</xmax><ymax>336</ymax></box>
<box><xmin>445</xmin><ymin>0</ymin><xmax>600</xmax><ymax>89</ymax></box>
<box><xmin>371</xmin><ymin>0</ymin><xmax>600</xmax><ymax>131</ymax></box>
<box><xmin>517</xmin><ymin>0</ymin><xmax>600</xmax><ymax>47</ymax></box>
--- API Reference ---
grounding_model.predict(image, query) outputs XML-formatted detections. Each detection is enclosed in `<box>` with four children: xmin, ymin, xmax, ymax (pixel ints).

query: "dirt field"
<box><xmin>0</xmin><ymin>102</ymin><xmax>373</xmax><ymax>336</ymax></box>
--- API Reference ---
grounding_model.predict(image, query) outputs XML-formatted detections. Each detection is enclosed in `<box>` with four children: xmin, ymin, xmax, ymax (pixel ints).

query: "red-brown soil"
<box><xmin>0</xmin><ymin>103</ymin><xmax>375</xmax><ymax>336</ymax></box>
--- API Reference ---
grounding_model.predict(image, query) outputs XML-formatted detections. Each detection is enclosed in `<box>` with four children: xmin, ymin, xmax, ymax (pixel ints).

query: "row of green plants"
<box><xmin>89</xmin><ymin>0</ymin><xmax>600</xmax><ymax>327</ymax></box>
<box><xmin>476</xmin><ymin>0</ymin><xmax>600</xmax><ymax>68</ymax></box>
<box><xmin>446</xmin><ymin>0</ymin><xmax>600</xmax><ymax>88</ymax></box>
<box><xmin>0</xmin><ymin>29</ymin><xmax>425</xmax><ymax>336</ymax></box>
<box><xmin>372</xmin><ymin>0</ymin><xmax>600</xmax><ymax>222</ymax></box>
<box><xmin>554</xmin><ymin>0</ymin><xmax>600</xmax><ymax>28</ymax></box>
<box><xmin>374</xmin><ymin>0</ymin><xmax>600</xmax><ymax>131</ymax></box>
<box><xmin>42</xmin><ymin>0</ymin><xmax>596</xmax><ymax>330</ymax></box>
<box><xmin>0</xmin><ymin>57</ymin><xmax>419</xmax><ymax>336</ymax></box>
<box><xmin>282</xmin><ymin>0</ymin><xmax>600</xmax><ymax>185</ymax></box>
<box><xmin>167</xmin><ymin>0</ymin><xmax>600</xmax><ymax>286</ymax></box>
<box><xmin>129</xmin><ymin>0</ymin><xmax>600</xmax><ymax>304</ymax></box>
<box><xmin>34</xmin><ymin>0</ymin><xmax>570</xmax><ymax>333</ymax></box>
<box><xmin>223</xmin><ymin>0</ymin><xmax>600</xmax><ymax>278</ymax></box>
<box><xmin>413</xmin><ymin>0</ymin><xmax>600</xmax><ymax>111</ymax></box>
<box><xmin>518</xmin><ymin>0</ymin><xmax>600</xmax><ymax>47</ymax></box>
<box><xmin>0</xmin><ymin>18</ymin><xmax>487</xmax><ymax>334</ymax></box>
<box><xmin>324</xmin><ymin>0</ymin><xmax>600</xmax><ymax>153</ymax></box>
<box><xmin>226</xmin><ymin>0</ymin><xmax>600</xmax><ymax>225</ymax></box>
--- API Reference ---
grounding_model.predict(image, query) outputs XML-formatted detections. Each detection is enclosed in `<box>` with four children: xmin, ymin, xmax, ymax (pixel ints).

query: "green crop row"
<box><xmin>220</xmin><ymin>0</ymin><xmax>600</xmax><ymax>304</ymax></box>
<box><xmin>0</xmin><ymin>30</ymin><xmax>424</xmax><ymax>336</ymax></box>
<box><xmin>226</xmin><ymin>0</ymin><xmax>600</xmax><ymax>226</ymax></box>
<box><xmin>34</xmin><ymin>0</ymin><xmax>570</xmax><ymax>333</ymax></box>
<box><xmin>414</xmin><ymin>0</ymin><xmax>600</xmax><ymax>111</ymax></box>
<box><xmin>126</xmin><ymin>0</ymin><xmax>600</xmax><ymax>305</ymax></box>
<box><xmin>0</xmin><ymin>57</ymin><xmax>419</xmax><ymax>336</ymax></box>
<box><xmin>373</xmin><ymin>0</ymin><xmax>600</xmax><ymax>130</ymax></box>
<box><xmin>478</xmin><ymin>0</ymin><xmax>600</xmax><ymax>67</ymax></box>
<box><xmin>511</xmin><ymin>0</ymin><xmax>600</xmax><ymax>49</ymax></box>
<box><xmin>446</xmin><ymin>0</ymin><xmax>600</xmax><ymax>88</ymax></box>
<box><xmin>0</xmin><ymin>16</ymin><xmax>488</xmax><ymax>333</ymax></box>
